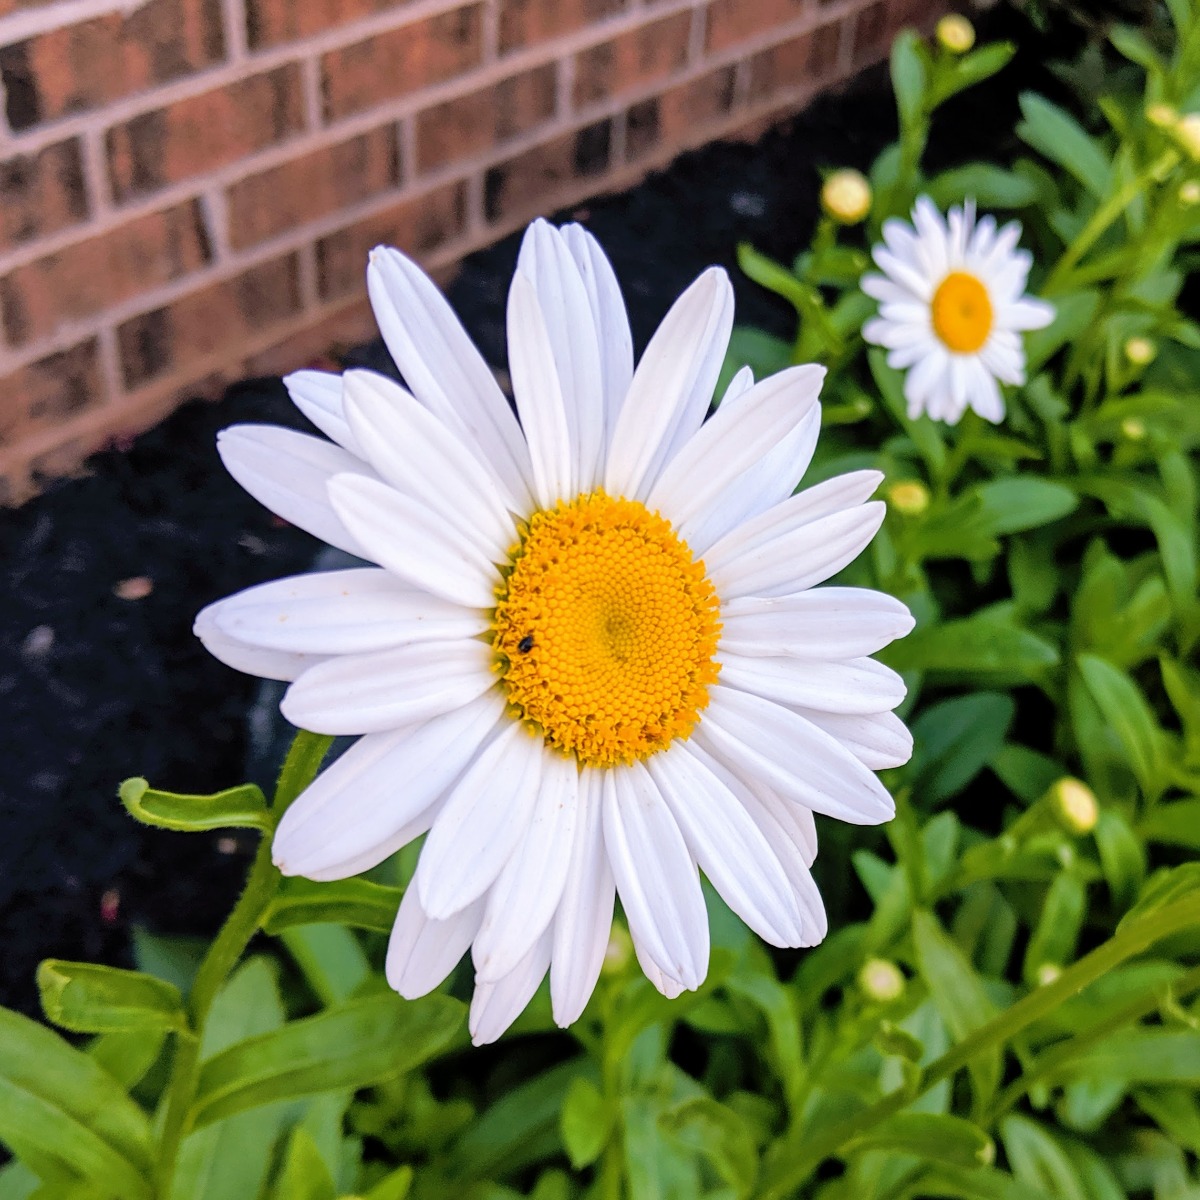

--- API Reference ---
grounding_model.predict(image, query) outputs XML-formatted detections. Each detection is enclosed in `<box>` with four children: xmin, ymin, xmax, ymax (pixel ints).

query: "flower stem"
<box><xmin>757</xmin><ymin>887</ymin><xmax>1200</xmax><ymax>1200</ymax></box>
<box><xmin>153</xmin><ymin>730</ymin><xmax>331</xmax><ymax>1197</ymax></box>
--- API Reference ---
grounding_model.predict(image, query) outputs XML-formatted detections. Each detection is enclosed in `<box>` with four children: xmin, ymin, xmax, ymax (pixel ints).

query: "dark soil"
<box><xmin>0</xmin><ymin>4</ymin><xmax>1054</xmax><ymax>1015</ymax></box>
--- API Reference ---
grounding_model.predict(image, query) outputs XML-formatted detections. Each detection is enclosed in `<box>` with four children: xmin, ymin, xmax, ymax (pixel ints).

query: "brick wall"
<box><xmin>0</xmin><ymin>0</ymin><xmax>940</xmax><ymax>503</ymax></box>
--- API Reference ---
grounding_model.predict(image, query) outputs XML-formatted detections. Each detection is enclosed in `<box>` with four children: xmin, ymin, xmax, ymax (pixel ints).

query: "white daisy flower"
<box><xmin>862</xmin><ymin>197</ymin><xmax>1055</xmax><ymax>424</ymax></box>
<box><xmin>196</xmin><ymin>219</ymin><xmax>914</xmax><ymax>1044</ymax></box>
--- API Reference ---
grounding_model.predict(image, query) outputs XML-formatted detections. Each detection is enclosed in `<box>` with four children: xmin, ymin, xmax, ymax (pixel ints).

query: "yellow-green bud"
<box><xmin>1124</xmin><ymin>336</ymin><xmax>1156</xmax><ymax>366</ymax></box>
<box><xmin>1176</xmin><ymin>113</ymin><xmax>1200</xmax><ymax>160</ymax></box>
<box><xmin>1047</xmin><ymin>776</ymin><xmax>1099</xmax><ymax>835</ymax></box>
<box><xmin>858</xmin><ymin>957</ymin><xmax>906</xmax><ymax>1003</ymax></box>
<box><xmin>887</xmin><ymin>479</ymin><xmax>931</xmax><ymax>516</ymax></box>
<box><xmin>1035</xmin><ymin>963</ymin><xmax>1062</xmax><ymax>987</ymax></box>
<box><xmin>936</xmin><ymin>13</ymin><xmax>975</xmax><ymax>54</ymax></box>
<box><xmin>1121</xmin><ymin>416</ymin><xmax>1147</xmax><ymax>441</ymax></box>
<box><xmin>1181</xmin><ymin>180</ymin><xmax>1200</xmax><ymax>206</ymax></box>
<box><xmin>821</xmin><ymin>168</ymin><xmax>872</xmax><ymax>225</ymax></box>
<box><xmin>1147</xmin><ymin>102</ymin><xmax>1179</xmax><ymax>130</ymax></box>
<box><xmin>602</xmin><ymin>924</ymin><xmax>633</xmax><ymax>975</ymax></box>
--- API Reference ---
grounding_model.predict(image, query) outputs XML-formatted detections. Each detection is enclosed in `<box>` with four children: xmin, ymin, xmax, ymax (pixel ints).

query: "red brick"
<box><xmin>0</xmin><ymin>140</ymin><xmax>89</xmax><ymax>253</ymax></box>
<box><xmin>117</xmin><ymin>254</ymin><xmax>304</xmax><ymax>388</ymax></box>
<box><xmin>106</xmin><ymin>64</ymin><xmax>306</xmax><ymax>204</ymax></box>
<box><xmin>226</xmin><ymin>126</ymin><xmax>401</xmax><ymax>250</ymax></box>
<box><xmin>573</xmin><ymin>12</ymin><xmax>691</xmax><ymax>109</ymax></box>
<box><xmin>499</xmin><ymin>0</ymin><xmax>626</xmax><ymax>55</ymax></box>
<box><xmin>245</xmin><ymin>0</ymin><xmax>417</xmax><ymax>48</ymax></box>
<box><xmin>321</xmin><ymin>7</ymin><xmax>483</xmax><ymax>122</ymax></box>
<box><xmin>483</xmin><ymin>121</ymin><xmax>611</xmax><ymax>224</ymax></box>
<box><xmin>705</xmin><ymin>0</ymin><xmax>811</xmax><ymax>52</ymax></box>
<box><xmin>315</xmin><ymin>180</ymin><xmax>468</xmax><ymax>299</ymax></box>
<box><xmin>746</xmin><ymin>31</ymin><xmax>819</xmax><ymax>102</ymax></box>
<box><xmin>1</xmin><ymin>201</ymin><xmax>212</xmax><ymax>349</ymax></box>
<box><xmin>852</xmin><ymin>0</ymin><xmax>889</xmax><ymax>62</ymax></box>
<box><xmin>415</xmin><ymin>65</ymin><xmax>557</xmax><ymax>174</ymax></box>
<box><xmin>625</xmin><ymin>67</ymin><xmax>739</xmax><ymax>161</ymax></box>
<box><xmin>0</xmin><ymin>0</ymin><xmax>224</xmax><ymax>132</ymax></box>
<box><xmin>0</xmin><ymin>339</ymin><xmax>103</xmax><ymax>445</ymax></box>
<box><xmin>241</xmin><ymin>295</ymin><xmax>376</xmax><ymax>377</ymax></box>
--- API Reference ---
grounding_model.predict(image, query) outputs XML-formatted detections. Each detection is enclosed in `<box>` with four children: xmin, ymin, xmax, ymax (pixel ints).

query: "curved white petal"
<box><xmin>284</xmin><ymin>370</ymin><xmax>359</xmax><ymax>455</ymax></box>
<box><xmin>366</xmin><ymin>245</ymin><xmax>533</xmax><ymax>508</ymax></box>
<box><xmin>473</xmin><ymin>751</ymin><xmax>579</xmax><ymax>982</ymax></box>
<box><xmin>695</xmin><ymin>685</ymin><xmax>895</xmax><ymax>825</ymax></box>
<box><xmin>601</xmin><ymin>763</ymin><xmax>708</xmax><ymax>990</ymax></box>
<box><xmin>648</xmin><ymin>745</ymin><xmax>805</xmax><ymax>947</ymax></box>
<box><xmin>469</xmin><ymin>930</ymin><xmax>552</xmax><ymax>1046</ymax></box>
<box><xmin>209</xmin><ymin>568</ymin><xmax>487</xmax><ymax>655</ymax></box>
<box><xmin>328</xmin><ymin>474</ymin><xmax>500</xmax><ymax>609</ymax></box>
<box><xmin>551</xmin><ymin>769</ymin><xmax>616</xmax><ymax>1026</ymax></box>
<box><xmin>342</xmin><ymin>370</ymin><xmax>518</xmax><ymax>556</ymax></box>
<box><xmin>194</xmin><ymin>602</ymin><xmax>323</xmax><ymax>681</ymax></box>
<box><xmin>273</xmin><ymin>691</ymin><xmax>505</xmax><ymax>879</ymax></box>
<box><xmin>718</xmin><ymin>588</ymin><xmax>915</xmax><ymax>659</ymax></box>
<box><xmin>217</xmin><ymin>425</ymin><xmax>373</xmax><ymax>557</ymax></box>
<box><xmin>416</xmin><ymin>722</ymin><xmax>544</xmax><ymax>919</ymax></box>
<box><xmin>632</xmin><ymin>933</ymin><xmax>686</xmax><ymax>999</ymax></box>
<box><xmin>279</xmin><ymin>638</ymin><xmax>494</xmax><ymax>735</ymax></box>
<box><xmin>386</xmin><ymin>887</ymin><xmax>484</xmax><ymax>999</ymax></box>
<box><xmin>792</xmin><ymin>707</ymin><xmax>913</xmax><ymax>771</ymax></box>
<box><xmin>718</xmin><ymin>652</ymin><xmax>907</xmax><ymax>715</ymax></box>
<box><xmin>604</xmin><ymin>267</ymin><xmax>734</xmax><ymax>501</ymax></box>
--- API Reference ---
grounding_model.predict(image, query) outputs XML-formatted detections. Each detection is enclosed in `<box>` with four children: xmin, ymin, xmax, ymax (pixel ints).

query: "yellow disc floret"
<box><xmin>931</xmin><ymin>271</ymin><xmax>994</xmax><ymax>354</ymax></box>
<box><xmin>492</xmin><ymin>491</ymin><xmax>721</xmax><ymax>767</ymax></box>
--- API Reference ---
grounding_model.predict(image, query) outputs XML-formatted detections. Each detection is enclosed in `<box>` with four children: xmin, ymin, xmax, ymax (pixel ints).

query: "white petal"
<box><xmin>473</xmin><ymin>752</ymin><xmax>579</xmax><ymax>982</ymax></box>
<box><xmin>632</xmin><ymin>933</ymin><xmax>686</xmax><ymax>999</ymax></box>
<box><xmin>604</xmin><ymin>268</ymin><xmax>734</xmax><ymax>501</ymax></box>
<box><xmin>872</xmin><ymin>245</ymin><xmax>933</xmax><ymax>300</ymax></box>
<box><xmin>507</xmin><ymin>271</ymin><xmax>575</xmax><ymax>507</ymax></box>
<box><xmin>793</xmin><ymin>708</ymin><xmax>913</xmax><ymax>771</ymax></box>
<box><xmin>342</xmin><ymin>370</ymin><xmax>518</xmax><ymax>556</ymax></box>
<box><xmin>518</xmin><ymin>221</ymin><xmax>606</xmax><ymax>491</ymax></box>
<box><xmin>718</xmin><ymin>652</ymin><xmax>907</xmax><ymax>715</ymax></box>
<box><xmin>217</xmin><ymin>425</ymin><xmax>373</xmax><ymax>556</ymax></box>
<box><xmin>647</xmin><ymin>364</ymin><xmax>825</xmax><ymax>540</ymax></box>
<box><xmin>280</xmin><ymin>638</ymin><xmax>495</xmax><ymax>735</ymax></box>
<box><xmin>696</xmin><ymin>685</ymin><xmax>895</xmax><ymax>825</ymax></box>
<box><xmin>285</xmin><ymin>370</ymin><xmax>359</xmax><ymax>455</ymax></box>
<box><xmin>367</xmin><ymin>246</ymin><xmax>533</xmax><ymax>508</ymax></box>
<box><xmin>998</xmin><ymin>297</ymin><xmax>1055</xmax><ymax>331</ymax></box>
<box><xmin>194</xmin><ymin>602</ymin><xmax>323</xmax><ymax>681</ymax></box>
<box><xmin>648</xmin><ymin>745</ymin><xmax>806</xmax><ymax>947</ymax></box>
<box><xmin>551</xmin><ymin>770</ymin><xmax>616</xmax><ymax>1026</ymax></box>
<box><xmin>601</xmin><ymin>763</ymin><xmax>708</xmax><ymax>989</ymax></box>
<box><xmin>273</xmin><ymin>691</ymin><xmax>505</xmax><ymax>879</ymax></box>
<box><xmin>416</xmin><ymin>723</ymin><xmax>544</xmax><ymax>919</ymax></box>
<box><xmin>469</xmin><ymin>930</ymin><xmax>552</xmax><ymax>1045</ymax></box>
<box><xmin>328</xmin><ymin>474</ymin><xmax>499</xmax><ymax>609</ymax></box>
<box><xmin>209</xmin><ymin>568</ymin><xmax>487</xmax><ymax>655</ymax></box>
<box><xmin>719</xmin><ymin>365</ymin><xmax>755</xmax><ymax>405</ymax></box>
<box><xmin>386</xmin><ymin>887</ymin><xmax>484</xmax><ymax>998</ymax></box>
<box><xmin>719</xmin><ymin>588</ymin><xmax>915</xmax><ymax>659</ymax></box>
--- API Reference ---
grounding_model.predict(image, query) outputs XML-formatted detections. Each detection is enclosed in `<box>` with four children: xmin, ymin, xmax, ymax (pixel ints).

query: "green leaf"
<box><xmin>989</xmin><ymin>744</ymin><xmax>1063</xmax><ymax>805</ymax></box>
<box><xmin>274</xmin><ymin>1129</ymin><xmax>336</xmax><ymax>1200</ymax></box>
<box><xmin>560</xmin><ymin>1077</ymin><xmax>613</xmax><ymax>1170</ymax></box>
<box><xmin>662</xmin><ymin>1096</ymin><xmax>758</xmax><ymax>1197</ymax></box>
<box><xmin>279</xmin><ymin>925</ymin><xmax>370</xmax><ymax>1007</ymax></box>
<box><xmin>1024</xmin><ymin>292</ymin><xmax>1100</xmax><ymax>373</ymax></box>
<box><xmin>891</xmin><ymin>30</ymin><xmax>928</xmax><ymax>127</ymax></box>
<box><xmin>973</xmin><ymin>478</ymin><xmax>1078</xmax><ymax>535</ymax></box>
<box><xmin>917</xmin><ymin>1163</ymin><xmax>1057</xmax><ymax>1199</ymax></box>
<box><xmin>1094</xmin><ymin>810</ymin><xmax>1146</xmax><ymax>910</ymax></box>
<box><xmin>1076</xmin><ymin>654</ymin><xmax>1165</xmax><ymax>799</ymax></box>
<box><xmin>363</xmin><ymin>1166</ymin><xmax>414</xmax><ymax>1200</ymax></box>
<box><xmin>0</xmin><ymin>1007</ymin><xmax>154</xmax><ymax>1199</ymax></box>
<box><xmin>1109</xmin><ymin>25</ymin><xmax>1164</xmax><ymax>74</ymax></box>
<box><xmin>912</xmin><ymin>911</ymin><xmax>1001</xmax><ymax>1107</ymax></box>
<box><xmin>38</xmin><ymin>960</ymin><xmax>186</xmax><ymax>1035</ymax></box>
<box><xmin>848</xmin><ymin>1112</ymin><xmax>993</xmax><ymax>1169</ymax></box>
<box><xmin>1016</xmin><ymin>94</ymin><xmax>1110</xmax><ymax>196</ymax></box>
<box><xmin>932</xmin><ymin>43</ymin><xmax>1016</xmax><ymax>105</ymax></box>
<box><xmin>1023</xmin><ymin>874</ymin><xmax>1085</xmax><ymax>982</ymax></box>
<box><xmin>911</xmin><ymin>693</ymin><xmax>1015</xmax><ymax>805</ymax></box>
<box><xmin>190</xmin><ymin>993</ymin><xmax>463</xmax><ymax>1129</ymax></box>
<box><xmin>119</xmin><ymin>778</ymin><xmax>269</xmax><ymax>833</ymax></box>
<box><xmin>1120</xmin><ymin>863</ymin><xmax>1200</xmax><ymax>929</ymax></box>
<box><xmin>1139</xmin><ymin>800</ymin><xmax>1200</xmax><ymax>850</ymax></box>
<box><xmin>887</xmin><ymin>608</ymin><xmax>1058</xmax><ymax>678</ymax></box>
<box><xmin>87</xmin><ymin>1029</ymin><xmax>166</xmax><ymax>1092</ymax></box>
<box><xmin>261</xmin><ymin>877</ymin><xmax>402</xmax><ymax>935</ymax></box>
<box><xmin>1000</xmin><ymin>1116</ymin><xmax>1088</xmax><ymax>1200</ymax></box>
<box><xmin>1047</xmin><ymin>1029</ymin><xmax>1200</xmax><ymax>1087</ymax></box>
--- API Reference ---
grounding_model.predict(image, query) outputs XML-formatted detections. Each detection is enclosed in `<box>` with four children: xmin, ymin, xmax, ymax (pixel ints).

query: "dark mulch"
<box><xmin>0</xmin><ymin>4</ymin><xmax>1053</xmax><ymax>1014</ymax></box>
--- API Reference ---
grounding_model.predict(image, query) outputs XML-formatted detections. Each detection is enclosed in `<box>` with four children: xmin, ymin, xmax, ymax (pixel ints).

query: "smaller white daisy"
<box><xmin>862</xmin><ymin>197</ymin><xmax>1055</xmax><ymax>424</ymax></box>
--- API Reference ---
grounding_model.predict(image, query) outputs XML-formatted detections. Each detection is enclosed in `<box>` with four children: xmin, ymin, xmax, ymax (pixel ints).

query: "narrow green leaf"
<box><xmin>1139</xmin><ymin>800</ymin><xmax>1200</xmax><ymax>850</ymax></box>
<box><xmin>1016</xmin><ymin>94</ymin><xmax>1109</xmax><ymax>195</ymax></box>
<box><xmin>891</xmin><ymin>30</ymin><xmax>928</xmax><ymax>127</ymax></box>
<box><xmin>279</xmin><ymin>925</ymin><xmax>370</xmax><ymax>1006</ymax></box>
<box><xmin>1000</xmin><ymin>1116</ymin><xmax>1088</xmax><ymax>1200</ymax></box>
<box><xmin>1045</xmin><ymin>1029</ymin><xmax>1200</xmax><ymax>1087</ymax></box>
<box><xmin>261</xmin><ymin>877</ymin><xmax>402</xmax><ymax>935</ymax></box>
<box><xmin>274</xmin><ymin>1129</ymin><xmax>336</xmax><ymax>1200</ymax></box>
<box><xmin>119</xmin><ymin>778</ymin><xmax>269</xmax><ymax>833</ymax></box>
<box><xmin>974</xmin><ymin>478</ymin><xmax>1078</xmax><ymax>535</ymax></box>
<box><xmin>38</xmin><ymin>960</ymin><xmax>186</xmax><ymax>1035</ymax></box>
<box><xmin>560</xmin><ymin>1077</ymin><xmax>612</xmax><ymax>1170</ymax></box>
<box><xmin>87</xmin><ymin>1029</ymin><xmax>166</xmax><ymax>1092</ymax></box>
<box><xmin>662</xmin><ymin>1097</ymin><xmax>758</xmax><ymax>1197</ymax></box>
<box><xmin>911</xmin><ymin>693</ymin><xmax>1015</xmax><ymax>805</ymax></box>
<box><xmin>848</xmin><ymin>1112</ymin><xmax>993</xmax><ymax>1169</ymax></box>
<box><xmin>1076</xmin><ymin>654</ymin><xmax>1164</xmax><ymax>799</ymax></box>
<box><xmin>1023</xmin><ymin>874</ymin><xmax>1086</xmax><ymax>982</ymax></box>
<box><xmin>1094</xmin><ymin>810</ymin><xmax>1146</xmax><ymax>910</ymax></box>
<box><xmin>190</xmin><ymin>993</ymin><xmax>463</xmax><ymax>1129</ymax></box>
<box><xmin>363</xmin><ymin>1166</ymin><xmax>414</xmax><ymax>1200</ymax></box>
<box><xmin>1120</xmin><ymin>863</ymin><xmax>1200</xmax><ymax>929</ymax></box>
<box><xmin>1024</xmin><ymin>292</ymin><xmax>1099</xmax><ymax>373</ymax></box>
<box><xmin>887</xmin><ymin>609</ymin><xmax>1058</xmax><ymax>677</ymax></box>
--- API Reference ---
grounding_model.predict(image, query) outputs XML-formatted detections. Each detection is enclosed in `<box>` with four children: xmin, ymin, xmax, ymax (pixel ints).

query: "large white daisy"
<box><xmin>862</xmin><ymin>197</ymin><xmax>1055</xmax><ymax>424</ymax></box>
<box><xmin>196</xmin><ymin>219</ymin><xmax>913</xmax><ymax>1044</ymax></box>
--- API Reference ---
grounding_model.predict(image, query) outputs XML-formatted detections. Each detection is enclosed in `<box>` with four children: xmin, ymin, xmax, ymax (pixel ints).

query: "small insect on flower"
<box><xmin>197</xmin><ymin>219</ymin><xmax>914</xmax><ymax>1044</ymax></box>
<box><xmin>862</xmin><ymin>197</ymin><xmax>1055</xmax><ymax>424</ymax></box>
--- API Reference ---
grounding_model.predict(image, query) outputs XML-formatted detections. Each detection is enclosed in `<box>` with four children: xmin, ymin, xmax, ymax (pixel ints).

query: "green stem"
<box><xmin>757</xmin><ymin>888</ymin><xmax>1200</xmax><ymax>1200</ymax></box>
<box><xmin>153</xmin><ymin>730</ymin><xmax>331</xmax><ymax>1197</ymax></box>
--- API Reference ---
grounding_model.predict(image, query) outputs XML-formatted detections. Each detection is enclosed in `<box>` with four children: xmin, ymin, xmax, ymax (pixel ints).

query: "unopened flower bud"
<box><xmin>821</xmin><ymin>169</ymin><xmax>872</xmax><ymax>225</ymax></box>
<box><xmin>936</xmin><ymin>14</ymin><xmax>975</xmax><ymax>54</ymax></box>
<box><xmin>858</xmin><ymin>957</ymin><xmax>906</xmax><ymax>1003</ymax></box>
<box><xmin>1124</xmin><ymin>336</ymin><xmax>1156</xmax><ymax>366</ymax></box>
<box><xmin>1147</xmin><ymin>102</ymin><xmax>1179</xmax><ymax>130</ymax></box>
<box><xmin>1047</xmin><ymin>776</ymin><xmax>1099</xmax><ymax>835</ymax></box>
<box><xmin>1035</xmin><ymin>963</ymin><xmax>1062</xmax><ymax>987</ymax></box>
<box><xmin>1121</xmin><ymin>416</ymin><xmax>1147</xmax><ymax>441</ymax></box>
<box><xmin>602</xmin><ymin>924</ymin><xmax>632</xmax><ymax>975</ymax></box>
<box><xmin>1176</xmin><ymin>113</ymin><xmax>1200</xmax><ymax>160</ymax></box>
<box><xmin>887</xmin><ymin>479</ymin><xmax>931</xmax><ymax>516</ymax></box>
<box><xmin>1180</xmin><ymin>180</ymin><xmax>1200</xmax><ymax>206</ymax></box>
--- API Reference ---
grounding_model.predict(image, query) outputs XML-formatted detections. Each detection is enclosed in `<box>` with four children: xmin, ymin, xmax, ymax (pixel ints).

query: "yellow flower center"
<box><xmin>492</xmin><ymin>491</ymin><xmax>722</xmax><ymax>767</ymax></box>
<box><xmin>931</xmin><ymin>271</ymin><xmax>993</xmax><ymax>354</ymax></box>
